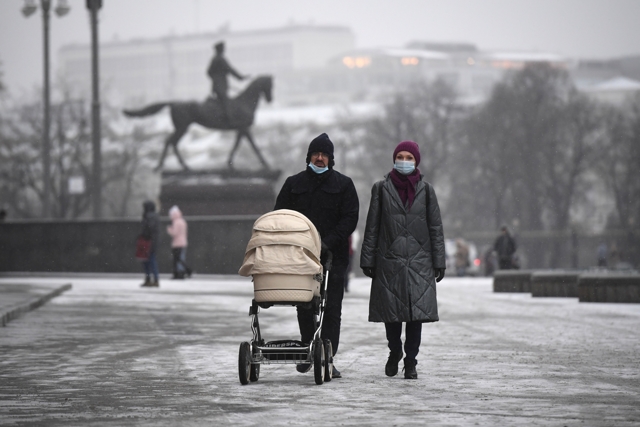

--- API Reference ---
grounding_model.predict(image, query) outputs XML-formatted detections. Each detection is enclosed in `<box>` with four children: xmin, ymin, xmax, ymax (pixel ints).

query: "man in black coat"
<box><xmin>274</xmin><ymin>133</ymin><xmax>359</xmax><ymax>378</ymax></box>
<box><xmin>494</xmin><ymin>225</ymin><xmax>517</xmax><ymax>269</ymax></box>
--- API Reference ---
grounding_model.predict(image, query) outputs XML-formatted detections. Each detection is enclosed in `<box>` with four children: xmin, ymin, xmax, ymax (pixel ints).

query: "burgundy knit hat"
<box><xmin>393</xmin><ymin>140</ymin><xmax>421</xmax><ymax>166</ymax></box>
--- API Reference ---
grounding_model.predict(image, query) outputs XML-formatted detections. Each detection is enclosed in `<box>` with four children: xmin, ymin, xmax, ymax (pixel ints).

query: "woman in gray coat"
<box><xmin>360</xmin><ymin>140</ymin><xmax>446</xmax><ymax>379</ymax></box>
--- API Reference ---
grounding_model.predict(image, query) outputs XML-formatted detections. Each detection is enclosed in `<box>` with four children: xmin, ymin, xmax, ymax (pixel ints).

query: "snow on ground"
<box><xmin>1</xmin><ymin>275</ymin><xmax>639</xmax><ymax>425</ymax></box>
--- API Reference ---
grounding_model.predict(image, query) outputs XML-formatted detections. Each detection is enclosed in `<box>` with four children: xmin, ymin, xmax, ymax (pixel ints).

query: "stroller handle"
<box><xmin>323</xmin><ymin>250</ymin><xmax>333</xmax><ymax>272</ymax></box>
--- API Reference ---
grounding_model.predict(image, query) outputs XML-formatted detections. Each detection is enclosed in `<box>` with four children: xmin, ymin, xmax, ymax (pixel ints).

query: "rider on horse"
<box><xmin>207</xmin><ymin>41</ymin><xmax>247</xmax><ymax>125</ymax></box>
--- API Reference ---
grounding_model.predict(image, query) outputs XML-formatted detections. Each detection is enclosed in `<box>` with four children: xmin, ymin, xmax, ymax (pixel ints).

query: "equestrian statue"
<box><xmin>123</xmin><ymin>74</ymin><xmax>273</xmax><ymax>172</ymax></box>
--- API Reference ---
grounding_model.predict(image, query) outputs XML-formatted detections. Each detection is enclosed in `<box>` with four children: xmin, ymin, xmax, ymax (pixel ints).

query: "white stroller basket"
<box><xmin>239</xmin><ymin>209</ymin><xmax>323</xmax><ymax>303</ymax></box>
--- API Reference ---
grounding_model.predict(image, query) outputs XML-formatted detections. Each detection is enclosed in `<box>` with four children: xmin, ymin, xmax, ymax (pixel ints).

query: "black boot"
<box><xmin>140</xmin><ymin>277</ymin><xmax>151</xmax><ymax>287</ymax></box>
<box><xmin>403</xmin><ymin>358</ymin><xmax>418</xmax><ymax>379</ymax></box>
<box><xmin>385</xmin><ymin>351</ymin><xmax>403</xmax><ymax>377</ymax></box>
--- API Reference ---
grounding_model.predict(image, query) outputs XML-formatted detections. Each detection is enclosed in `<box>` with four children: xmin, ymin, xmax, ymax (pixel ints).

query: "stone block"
<box><xmin>531</xmin><ymin>271</ymin><xmax>580</xmax><ymax>297</ymax></box>
<box><xmin>493</xmin><ymin>270</ymin><xmax>533</xmax><ymax>293</ymax></box>
<box><xmin>578</xmin><ymin>274</ymin><xmax>640</xmax><ymax>303</ymax></box>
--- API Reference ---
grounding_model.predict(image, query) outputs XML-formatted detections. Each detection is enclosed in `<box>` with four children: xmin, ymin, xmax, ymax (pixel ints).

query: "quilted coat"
<box><xmin>360</xmin><ymin>175</ymin><xmax>446</xmax><ymax>323</ymax></box>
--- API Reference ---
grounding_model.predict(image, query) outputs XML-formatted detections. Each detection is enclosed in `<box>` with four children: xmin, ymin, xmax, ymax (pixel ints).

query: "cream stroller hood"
<box><xmin>238</xmin><ymin>209</ymin><xmax>323</xmax><ymax>276</ymax></box>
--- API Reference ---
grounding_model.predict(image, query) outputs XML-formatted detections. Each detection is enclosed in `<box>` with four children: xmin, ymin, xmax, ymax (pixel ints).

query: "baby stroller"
<box><xmin>238</xmin><ymin>209</ymin><xmax>334</xmax><ymax>385</ymax></box>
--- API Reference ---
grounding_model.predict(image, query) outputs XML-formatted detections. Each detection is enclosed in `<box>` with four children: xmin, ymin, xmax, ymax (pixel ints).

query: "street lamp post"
<box><xmin>87</xmin><ymin>0</ymin><xmax>102</xmax><ymax>219</ymax></box>
<box><xmin>21</xmin><ymin>0</ymin><xmax>70</xmax><ymax>218</ymax></box>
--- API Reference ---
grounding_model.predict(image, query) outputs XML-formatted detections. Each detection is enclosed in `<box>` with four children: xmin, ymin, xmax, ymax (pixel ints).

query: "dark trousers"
<box><xmin>498</xmin><ymin>257</ymin><xmax>513</xmax><ymax>269</ymax></box>
<box><xmin>385</xmin><ymin>321</ymin><xmax>423</xmax><ymax>362</ymax></box>
<box><xmin>142</xmin><ymin>252</ymin><xmax>159</xmax><ymax>281</ymax></box>
<box><xmin>297</xmin><ymin>266</ymin><xmax>345</xmax><ymax>356</ymax></box>
<box><xmin>171</xmin><ymin>247</ymin><xmax>191</xmax><ymax>277</ymax></box>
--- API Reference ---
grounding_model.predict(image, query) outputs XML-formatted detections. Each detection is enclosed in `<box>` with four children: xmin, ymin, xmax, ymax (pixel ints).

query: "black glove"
<box><xmin>362</xmin><ymin>267</ymin><xmax>375</xmax><ymax>279</ymax></box>
<box><xmin>435</xmin><ymin>268</ymin><xmax>445</xmax><ymax>282</ymax></box>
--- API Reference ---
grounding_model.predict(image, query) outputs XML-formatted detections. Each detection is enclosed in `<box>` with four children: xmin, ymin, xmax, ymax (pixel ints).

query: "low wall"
<box><xmin>0</xmin><ymin>216</ymin><xmax>258</xmax><ymax>275</ymax></box>
<box><xmin>531</xmin><ymin>272</ymin><xmax>580</xmax><ymax>298</ymax></box>
<box><xmin>493</xmin><ymin>270</ymin><xmax>533</xmax><ymax>293</ymax></box>
<box><xmin>578</xmin><ymin>274</ymin><xmax>640</xmax><ymax>303</ymax></box>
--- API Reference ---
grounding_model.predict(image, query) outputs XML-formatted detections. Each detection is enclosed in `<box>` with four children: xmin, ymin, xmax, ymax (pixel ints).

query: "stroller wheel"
<box><xmin>250</xmin><ymin>343</ymin><xmax>260</xmax><ymax>382</ymax></box>
<box><xmin>313</xmin><ymin>338</ymin><xmax>325</xmax><ymax>385</ymax></box>
<box><xmin>238</xmin><ymin>342</ymin><xmax>251</xmax><ymax>385</ymax></box>
<box><xmin>323</xmin><ymin>339</ymin><xmax>333</xmax><ymax>382</ymax></box>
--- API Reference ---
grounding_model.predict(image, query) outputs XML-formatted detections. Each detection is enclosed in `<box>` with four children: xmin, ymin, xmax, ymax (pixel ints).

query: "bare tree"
<box><xmin>0</xmin><ymin>58</ymin><xmax>5</xmax><ymax>94</ymax></box>
<box><xmin>362</xmin><ymin>78</ymin><xmax>459</xmax><ymax>185</ymax></box>
<box><xmin>447</xmin><ymin>64</ymin><xmax>604</xmax><ymax>266</ymax></box>
<box><xmin>448</xmin><ymin>84</ymin><xmax>523</xmax><ymax>231</ymax></box>
<box><xmin>0</xmin><ymin>87</ymin><xmax>155</xmax><ymax>219</ymax></box>
<box><xmin>598</xmin><ymin>95</ymin><xmax>640</xmax><ymax>229</ymax></box>
<box><xmin>596</xmin><ymin>94</ymin><xmax>640</xmax><ymax>265</ymax></box>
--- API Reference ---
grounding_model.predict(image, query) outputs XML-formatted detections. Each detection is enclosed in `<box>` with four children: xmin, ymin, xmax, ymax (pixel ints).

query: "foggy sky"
<box><xmin>1</xmin><ymin>0</ymin><xmax>640</xmax><ymax>94</ymax></box>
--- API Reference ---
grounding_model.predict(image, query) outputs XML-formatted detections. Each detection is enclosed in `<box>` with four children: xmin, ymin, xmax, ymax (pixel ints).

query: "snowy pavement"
<box><xmin>0</xmin><ymin>275</ymin><xmax>639</xmax><ymax>426</ymax></box>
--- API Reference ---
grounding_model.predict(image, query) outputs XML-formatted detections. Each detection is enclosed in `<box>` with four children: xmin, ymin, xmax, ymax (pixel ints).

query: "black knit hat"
<box><xmin>306</xmin><ymin>133</ymin><xmax>335</xmax><ymax>168</ymax></box>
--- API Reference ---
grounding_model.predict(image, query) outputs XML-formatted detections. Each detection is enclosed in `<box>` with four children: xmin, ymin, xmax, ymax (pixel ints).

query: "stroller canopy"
<box><xmin>239</xmin><ymin>209</ymin><xmax>323</xmax><ymax>277</ymax></box>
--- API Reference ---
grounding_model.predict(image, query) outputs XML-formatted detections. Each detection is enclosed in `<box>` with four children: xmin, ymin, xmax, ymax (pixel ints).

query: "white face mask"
<box><xmin>308</xmin><ymin>162</ymin><xmax>329</xmax><ymax>174</ymax></box>
<box><xmin>394</xmin><ymin>160</ymin><xmax>415</xmax><ymax>175</ymax></box>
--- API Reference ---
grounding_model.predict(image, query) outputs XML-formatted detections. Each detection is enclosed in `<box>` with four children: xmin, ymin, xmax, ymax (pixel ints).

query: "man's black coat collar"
<box><xmin>290</xmin><ymin>167</ymin><xmax>341</xmax><ymax>193</ymax></box>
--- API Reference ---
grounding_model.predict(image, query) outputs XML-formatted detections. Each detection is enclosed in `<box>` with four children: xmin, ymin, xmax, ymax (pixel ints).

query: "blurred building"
<box><xmin>580</xmin><ymin>76</ymin><xmax>640</xmax><ymax>104</ymax></box>
<box><xmin>322</xmin><ymin>42</ymin><xmax>571</xmax><ymax>104</ymax></box>
<box><xmin>572</xmin><ymin>56</ymin><xmax>640</xmax><ymax>105</ymax></box>
<box><xmin>62</xmin><ymin>24</ymin><xmax>640</xmax><ymax>107</ymax></box>
<box><xmin>58</xmin><ymin>25</ymin><xmax>355</xmax><ymax>105</ymax></box>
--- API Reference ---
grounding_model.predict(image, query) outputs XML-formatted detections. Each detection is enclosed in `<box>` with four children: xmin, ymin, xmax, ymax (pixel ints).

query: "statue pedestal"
<box><xmin>159</xmin><ymin>169</ymin><xmax>281</xmax><ymax>216</ymax></box>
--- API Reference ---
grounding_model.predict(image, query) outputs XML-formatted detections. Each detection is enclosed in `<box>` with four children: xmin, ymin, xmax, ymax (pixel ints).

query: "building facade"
<box><xmin>58</xmin><ymin>25</ymin><xmax>355</xmax><ymax>105</ymax></box>
<box><xmin>62</xmin><ymin>25</ymin><xmax>640</xmax><ymax>107</ymax></box>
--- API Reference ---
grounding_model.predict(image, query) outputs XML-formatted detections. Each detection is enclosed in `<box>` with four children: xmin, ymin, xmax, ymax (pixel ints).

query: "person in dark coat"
<box><xmin>493</xmin><ymin>225</ymin><xmax>517</xmax><ymax>270</ymax></box>
<box><xmin>274</xmin><ymin>133</ymin><xmax>359</xmax><ymax>378</ymax></box>
<box><xmin>140</xmin><ymin>200</ymin><xmax>160</xmax><ymax>287</ymax></box>
<box><xmin>206</xmin><ymin>41</ymin><xmax>246</xmax><ymax>124</ymax></box>
<box><xmin>360</xmin><ymin>140</ymin><xmax>446</xmax><ymax>379</ymax></box>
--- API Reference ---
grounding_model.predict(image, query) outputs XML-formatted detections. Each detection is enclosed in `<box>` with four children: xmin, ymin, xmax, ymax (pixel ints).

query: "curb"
<box><xmin>1</xmin><ymin>283</ymin><xmax>72</xmax><ymax>327</ymax></box>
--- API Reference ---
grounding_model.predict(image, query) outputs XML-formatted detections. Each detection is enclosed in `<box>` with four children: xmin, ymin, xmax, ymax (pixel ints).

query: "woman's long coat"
<box><xmin>360</xmin><ymin>175</ymin><xmax>446</xmax><ymax>323</ymax></box>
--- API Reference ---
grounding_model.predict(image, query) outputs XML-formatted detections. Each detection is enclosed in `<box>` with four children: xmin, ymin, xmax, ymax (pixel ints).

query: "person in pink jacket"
<box><xmin>167</xmin><ymin>205</ymin><xmax>192</xmax><ymax>279</ymax></box>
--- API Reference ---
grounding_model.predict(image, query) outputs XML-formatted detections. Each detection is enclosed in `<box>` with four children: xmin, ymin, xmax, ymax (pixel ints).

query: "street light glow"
<box><xmin>401</xmin><ymin>57</ymin><xmax>419</xmax><ymax>66</ymax></box>
<box><xmin>342</xmin><ymin>56</ymin><xmax>371</xmax><ymax>69</ymax></box>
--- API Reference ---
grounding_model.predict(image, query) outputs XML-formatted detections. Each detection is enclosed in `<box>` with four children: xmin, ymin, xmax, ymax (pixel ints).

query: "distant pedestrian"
<box><xmin>360</xmin><ymin>140</ymin><xmax>446</xmax><ymax>380</ymax></box>
<box><xmin>0</xmin><ymin>209</ymin><xmax>6</xmax><ymax>222</ymax></box>
<box><xmin>167</xmin><ymin>205</ymin><xmax>192</xmax><ymax>279</ymax></box>
<box><xmin>454</xmin><ymin>238</ymin><xmax>470</xmax><ymax>277</ymax></box>
<box><xmin>493</xmin><ymin>225</ymin><xmax>517</xmax><ymax>270</ymax></box>
<box><xmin>483</xmin><ymin>245</ymin><xmax>497</xmax><ymax>276</ymax></box>
<box><xmin>608</xmin><ymin>242</ymin><xmax>620</xmax><ymax>269</ymax></box>
<box><xmin>596</xmin><ymin>242</ymin><xmax>608</xmax><ymax>268</ymax></box>
<box><xmin>140</xmin><ymin>200</ymin><xmax>160</xmax><ymax>287</ymax></box>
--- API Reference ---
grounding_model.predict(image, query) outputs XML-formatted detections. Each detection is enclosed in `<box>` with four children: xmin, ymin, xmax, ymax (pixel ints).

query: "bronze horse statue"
<box><xmin>123</xmin><ymin>75</ymin><xmax>273</xmax><ymax>171</ymax></box>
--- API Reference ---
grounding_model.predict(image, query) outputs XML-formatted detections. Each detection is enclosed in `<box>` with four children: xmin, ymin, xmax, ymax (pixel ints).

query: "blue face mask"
<box><xmin>308</xmin><ymin>162</ymin><xmax>329</xmax><ymax>174</ymax></box>
<box><xmin>394</xmin><ymin>160</ymin><xmax>415</xmax><ymax>175</ymax></box>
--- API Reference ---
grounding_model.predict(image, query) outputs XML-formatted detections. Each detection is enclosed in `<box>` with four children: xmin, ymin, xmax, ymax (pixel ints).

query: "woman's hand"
<box><xmin>435</xmin><ymin>268</ymin><xmax>445</xmax><ymax>282</ymax></box>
